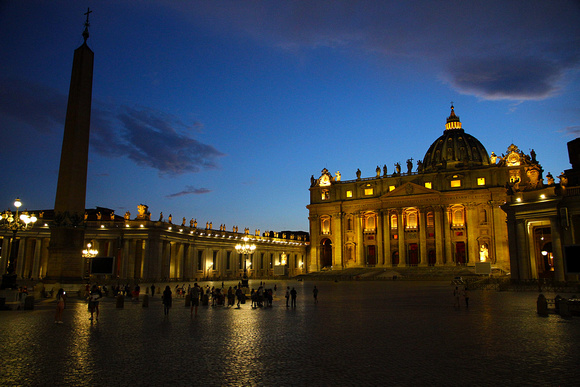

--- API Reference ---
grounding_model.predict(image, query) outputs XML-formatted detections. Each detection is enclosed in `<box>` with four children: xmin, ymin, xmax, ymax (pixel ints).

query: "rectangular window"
<box><xmin>389</xmin><ymin>185</ymin><xmax>396</xmax><ymax>191</ymax></box>
<box><xmin>477</xmin><ymin>177</ymin><xmax>486</xmax><ymax>186</ymax></box>
<box><xmin>261</xmin><ymin>253</ymin><xmax>264</xmax><ymax>269</ymax></box>
<box><xmin>450</xmin><ymin>180</ymin><xmax>461</xmax><ymax>188</ymax></box>
<box><xmin>226</xmin><ymin>251</ymin><xmax>231</xmax><ymax>270</ymax></box>
<box><xmin>365</xmin><ymin>188</ymin><xmax>374</xmax><ymax>195</ymax></box>
<box><xmin>425</xmin><ymin>182</ymin><xmax>432</xmax><ymax>189</ymax></box>
<box><xmin>212</xmin><ymin>251</ymin><xmax>218</xmax><ymax>270</ymax></box>
<box><xmin>346</xmin><ymin>190</ymin><xmax>353</xmax><ymax>198</ymax></box>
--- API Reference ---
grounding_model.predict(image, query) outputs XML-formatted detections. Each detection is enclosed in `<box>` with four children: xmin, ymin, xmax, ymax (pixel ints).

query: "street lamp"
<box><xmin>0</xmin><ymin>198</ymin><xmax>37</xmax><ymax>289</ymax></box>
<box><xmin>82</xmin><ymin>242</ymin><xmax>98</xmax><ymax>258</ymax></box>
<box><xmin>235</xmin><ymin>237</ymin><xmax>255</xmax><ymax>284</ymax></box>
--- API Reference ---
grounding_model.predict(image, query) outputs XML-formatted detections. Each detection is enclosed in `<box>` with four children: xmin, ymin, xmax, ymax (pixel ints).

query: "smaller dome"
<box><xmin>422</xmin><ymin>106</ymin><xmax>491</xmax><ymax>172</ymax></box>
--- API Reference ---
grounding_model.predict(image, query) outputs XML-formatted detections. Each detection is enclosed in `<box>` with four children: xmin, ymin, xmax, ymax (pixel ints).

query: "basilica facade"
<box><xmin>307</xmin><ymin>106</ymin><xmax>542</xmax><ymax>274</ymax></box>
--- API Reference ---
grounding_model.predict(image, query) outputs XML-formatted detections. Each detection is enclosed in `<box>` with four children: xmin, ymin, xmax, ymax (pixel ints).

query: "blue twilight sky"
<box><xmin>0</xmin><ymin>1</ymin><xmax>579</xmax><ymax>232</ymax></box>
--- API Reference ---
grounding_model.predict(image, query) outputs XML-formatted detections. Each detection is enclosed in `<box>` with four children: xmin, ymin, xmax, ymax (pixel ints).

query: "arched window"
<box><xmin>451</xmin><ymin>206</ymin><xmax>464</xmax><ymax>227</ymax></box>
<box><xmin>391</xmin><ymin>214</ymin><xmax>398</xmax><ymax>229</ymax></box>
<box><xmin>405</xmin><ymin>210</ymin><xmax>418</xmax><ymax>229</ymax></box>
<box><xmin>321</xmin><ymin>216</ymin><xmax>331</xmax><ymax>235</ymax></box>
<box><xmin>365</xmin><ymin>213</ymin><xmax>376</xmax><ymax>231</ymax></box>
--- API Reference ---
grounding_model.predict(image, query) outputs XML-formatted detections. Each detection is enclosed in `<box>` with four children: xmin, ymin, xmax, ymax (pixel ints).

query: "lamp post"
<box><xmin>0</xmin><ymin>198</ymin><xmax>37</xmax><ymax>289</ymax></box>
<box><xmin>82</xmin><ymin>242</ymin><xmax>98</xmax><ymax>279</ymax></box>
<box><xmin>235</xmin><ymin>237</ymin><xmax>255</xmax><ymax>287</ymax></box>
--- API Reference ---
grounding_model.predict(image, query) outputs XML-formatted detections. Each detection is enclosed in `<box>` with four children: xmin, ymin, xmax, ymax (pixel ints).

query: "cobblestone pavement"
<box><xmin>1</xmin><ymin>280</ymin><xmax>579</xmax><ymax>386</ymax></box>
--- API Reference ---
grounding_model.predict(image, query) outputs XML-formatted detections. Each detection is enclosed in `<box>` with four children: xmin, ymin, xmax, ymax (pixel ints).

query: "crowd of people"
<box><xmin>53</xmin><ymin>281</ymin><xmax>307</xmax><ymax>323</ymax></box>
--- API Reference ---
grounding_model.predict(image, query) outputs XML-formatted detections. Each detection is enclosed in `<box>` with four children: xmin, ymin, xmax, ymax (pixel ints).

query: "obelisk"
<box><xmin>46</xmin><ymin>9</ymin><xmax>94</xmax><ymax>282</ymax></box>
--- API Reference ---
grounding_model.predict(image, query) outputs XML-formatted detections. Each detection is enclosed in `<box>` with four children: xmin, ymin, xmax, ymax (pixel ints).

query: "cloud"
<box><xmin>0</xmin><ymin>78</ymin><xmax>224</xmax><ymax>176</ymax></box>
<box><xmin>101</xmin><ymin>105</ymin><xmax>225</xmax><ymax>175</ymax></box>
<box><xmin>183</xmin><ymin>0</ymin><xmax>580</xmax><ymax>101</ymax></box>
<box><xmin>563</xmin><ymin>125</ymin><xmax>580</xmax><ymax>136</ymax></box>
<box><xmin>445</xmin><ymin>57</ymin><xmax>565</xmax><ymax>100</ymax></box>
<box><xmin>166</xmin><ymin>186</ymin><xmax>211</xmax><ymax>198</ymax></box>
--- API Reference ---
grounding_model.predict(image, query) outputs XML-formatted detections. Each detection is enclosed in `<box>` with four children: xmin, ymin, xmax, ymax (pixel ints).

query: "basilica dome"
<box><xmin>422</xmin><ymin>106</ymin><xmax>491</xmax><ymax>172</ymax></box>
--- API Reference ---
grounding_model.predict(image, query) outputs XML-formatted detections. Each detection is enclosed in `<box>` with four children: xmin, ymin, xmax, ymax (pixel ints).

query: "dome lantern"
<box><xmin>445</xmin><ymin>104</ymin><xmax>462</xmax><ymax>131</ymax></box>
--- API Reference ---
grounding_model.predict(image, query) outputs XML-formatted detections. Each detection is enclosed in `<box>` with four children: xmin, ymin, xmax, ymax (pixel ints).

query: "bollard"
<box><xmin>536</xmin><ymin>294</ymin><xmax>548</xmax><ymax>316</ymax></box>
<box><xmin>116</xmin><ymin>295</ymin><xmax>125</xmax><ymax>309</ymax></box>
<box><xmin>142</xmin><ymin>294</ymin><xmax>149</xmax><ymax>307</ymax></box>
<box><xmin>185</xmin><ymin>294</ymin><xmax>191</xmax><ymax>307</ymax></box>
<box><xmin>559</xmin><ymin>299</ymin><xmax>571</xmax><ymax>318</ymax></box>
<box><xmin>24</xmin><ymin>295</ymin><xmax>35</xmax><ymax>310</ymax></box>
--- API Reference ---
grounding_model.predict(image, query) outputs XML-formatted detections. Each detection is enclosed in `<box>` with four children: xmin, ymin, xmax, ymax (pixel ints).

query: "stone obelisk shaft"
<box><xmin>46</xmin><ymin>41</ymin><xmax>94</xmax><ymax>282</ymax></box>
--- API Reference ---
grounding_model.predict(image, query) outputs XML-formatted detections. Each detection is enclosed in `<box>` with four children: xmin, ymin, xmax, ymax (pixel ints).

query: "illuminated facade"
<box><xmin>502</xmin><ymin>138</ymin><xmax>580</xmax><ymax>281</ymax></box>
<box><xmin>0</xmin><ymin>206</ymin><xmax>308</xmax><ymax>282</ymax></box>
<box><xmin>308</xmin><ymin>106</ymin><xmax>540</xmax><ymax>274</ymax></box>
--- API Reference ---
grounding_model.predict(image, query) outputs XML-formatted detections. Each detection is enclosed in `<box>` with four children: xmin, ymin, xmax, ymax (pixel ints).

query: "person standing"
<box><xmin>463</xmin><ymin>286</ymin><xmax>470</xmax><ymax>308</ymax></box>
<box><xmin>150</xmin><ymin>283</ymin><xmax>156</xmax><ymax>297</ymax></box>
<box><xmin>285</xmin><ymin>286</ymin><xmax>290</xmax><ymax>307</ymax></box>
<box><xmin>162</xmin><ymin>285</ymin><xmax>172</xmax><ymax>316</ymax></box>
<box><xmin>54</xmin><ymin>288</ymin><xmax>66</xmax><ymax>324</ymax></box>
<box><xmin>190</xmin><ymin>283</ymin><xmax>200</xmax><ymax>317</ymax></box>
<box><xmin>313</xmin><ymin>285</ymin><xmax>318</xmax><ymax>304</ymax></box>
<box><xmin>290</xmin><ymin>287</ymin><xmax>297</xmax><ymax>308</ymax></box>
<box><xmin>235</xmin><ymin>286</ymin><xmax>244</xmax><ymax>308</ymax></box>
<box><xmin>88</xmin><ymin>285</ymin><xmax>102</xmax><ymax>321</ymax></box>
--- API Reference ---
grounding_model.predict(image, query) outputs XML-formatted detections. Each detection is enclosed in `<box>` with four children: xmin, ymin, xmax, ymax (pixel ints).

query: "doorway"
<box><xmin>321</xmin><ymin>239</ymin><xmax>332</xmax><ymax>268</ymax></box>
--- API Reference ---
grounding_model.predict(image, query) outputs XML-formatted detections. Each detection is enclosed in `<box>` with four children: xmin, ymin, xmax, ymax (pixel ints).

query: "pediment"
<box><xmin>381</xmin><ymin>182</ymin><xmax>440</xmax><ymax>198</ymax></box>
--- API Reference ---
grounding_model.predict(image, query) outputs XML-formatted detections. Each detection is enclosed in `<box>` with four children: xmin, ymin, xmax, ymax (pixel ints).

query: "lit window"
<box><xmin>406</xmin><ymin>211</ymin><xmax>418</xmax><ymax>229</ymax></box>
<box><xmin>365</xmin><ymin>188</ymin><xmax>374</xmax><ymax>195</ymax></box>
<box><xmin>477</xmin><ymin>177</ymin><xmax>485</xmax><ymax>186</ymax></box>
<box><xmin>390</xmin><ymin>214</ymin><xmax>398</xmax><ymax>229</ymax></box>
<box><xmin>321</xmin><ymin>190</ymin><xmax>329</xmax><ymax>200</ymax></box>
<box><xmin>321</xmin><ymin>217</ymin><xmax>331</xmax><ymax>234</ymax></box>
<box><xmin>389</xmin><ymin>185</ymin><xmax>396</xmax><ymax>191</ymax></box>
<box><xmin>346</xmin><ymin>190</ymin><xmax>353</xmax><ymax>198</ymax></box>
<box><xmin>452</xmin><ymin>208</ymin><xmax>464</xmax><ymax>227</ymax></box>
<box><xmin>451</xmin><ymin>180</ymin><xmax>461</xmax><ymax>188</ymax></box>
<box><xmin>425</xmin><ymin>182</ymin><xmax>432</xmax><ymax>189</ymax></box>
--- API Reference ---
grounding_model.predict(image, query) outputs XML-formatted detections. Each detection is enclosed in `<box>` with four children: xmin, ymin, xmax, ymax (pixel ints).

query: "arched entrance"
<box><xmin>320</xmin><ymin>239</ymin><xmax>332</xmax><ymax>268</ymax></box>
<box><xmin>455</xmin><ymin>242</ymin><xmax>466</xmax><ymax>265</ymax></box>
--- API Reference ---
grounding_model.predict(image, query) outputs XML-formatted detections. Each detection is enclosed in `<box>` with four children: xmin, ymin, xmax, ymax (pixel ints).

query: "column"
<box><xmin>434</xmin><ymin>206</ymin><xmax>444</xmax><ymax>265</ymax></box>
<box><xmin>377</xmin><ymin>211</ymin><xmax>384</xmax><ymax>267</ymax></box>
<box><xmin>466</xmin><ymin>204</ymin><xmax>479</xmax><ymax>266</ymax></box>
<box><xmin>515</xmin><ymin>219</ymin><xmax>530</xmax><ymax>280</ymax></box>
<box><xmin>356</xmin><ymin>213</ymin><xmax>365</xmax><ymax>266</ymax></box>
<box><xmin>382</xmin><ymin>210</ymin><xmax>391</xmax><ymax>266</ymax></box>
<box><xmin>0</xmin><ymin>237</ymin><xmax>10</xmax><ymax>273</ymax></box>
<box><xmin>550</xmin><ymin>216</ymin><xmax>565</xmax><ymax>282</ymax></box>
<box><xmin>32</xmin><ymin>238</ymin><xmax>42</xmax><ymax>279</ymax></box>
<box><xmin>444</xmin><ymin>206</ymin><xmax>453</xmax><ymax>265</ymax></box>
<box><xmin>308</xmin><ymin>215</ymin><xmax>319</xmax><ymax>272</ymax></box>
<box><xmin>397</xmin><ymin>210</ymin><xmax>406</xmax><ymax>266</ymax></box>
<box><xmin>332</xmin><ymin>212</ymin><xmax>344</xmax><ymax>270</ymax></box>
<box><xmin>419</xmin><ymin>209</ymin><xmax>427</xmax><ymax>266</ymax></box>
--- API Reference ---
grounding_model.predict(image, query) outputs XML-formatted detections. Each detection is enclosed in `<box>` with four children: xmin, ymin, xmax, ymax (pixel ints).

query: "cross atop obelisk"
<box><xmin>82</xmin><ymin>8</ymin><xmax>92</xmax><ymax>42</ymax></box>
